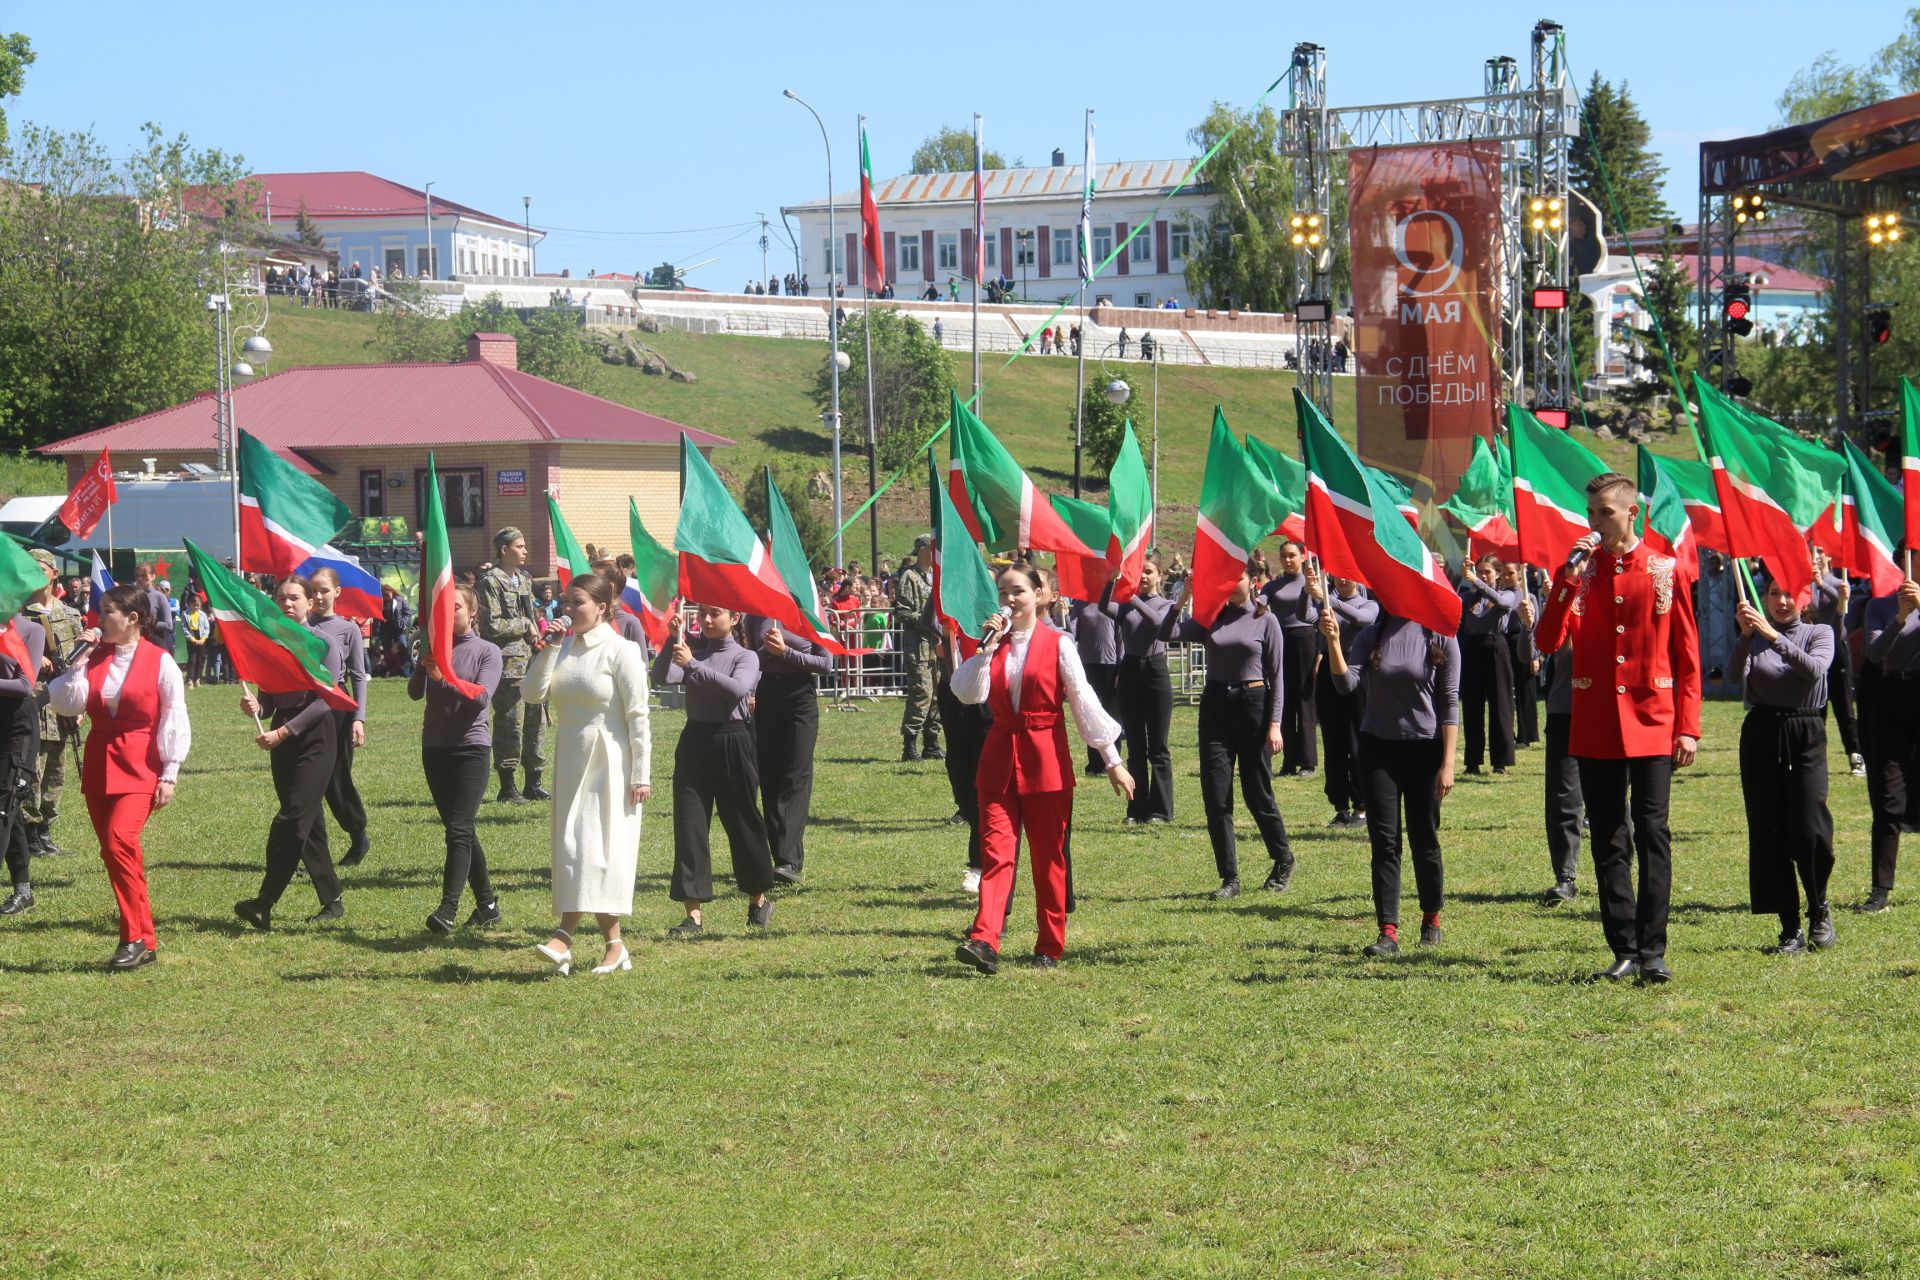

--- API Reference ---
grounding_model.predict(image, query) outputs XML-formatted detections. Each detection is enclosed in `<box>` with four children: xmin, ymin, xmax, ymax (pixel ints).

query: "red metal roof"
<box><xmin>40</xmin><ymin>361</ymin><xmax>731</xmax><ymax>457</ymax></box>
<box><xmin>249</xmin><ymin>172</ymin><xmax>528</xmax><ymax>231</ymax></box>
<box><xmin>1676</xmin><ymin>254</ymin><xmax>1829</xmax><ymax>294</ymax></box>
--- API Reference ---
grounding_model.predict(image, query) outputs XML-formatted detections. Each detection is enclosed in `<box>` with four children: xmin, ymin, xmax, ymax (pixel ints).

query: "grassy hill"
<box><xmin>258</xmin><ymin>306</ymin><xmax>1690</xmax><ymax>565</ymax></box>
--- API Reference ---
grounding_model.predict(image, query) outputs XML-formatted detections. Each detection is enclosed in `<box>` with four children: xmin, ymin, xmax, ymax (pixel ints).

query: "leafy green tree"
<box><xmin>812</xmin><ymin>309</ymin><xmax>955</xmax><ymax>476</ymax></box>
<box><xmin>370</xmin><ymin>278</ymin><xmax>460</xmax><ymax>363</ymax></box>
<box><xmin>443</xmin><ymin>293</ymin><xmax>599</xmax><ymax>391</ymax></box>
<box><xmin>0</xmin><ymin>121</ymin><xmax>254</xmax><ymax>449</ymax></box>
<box><xmin>741</xmin><ymin>463</ymin><xmax>834</xmax><ymax>564</ymax></box>
<box><xmin>1074</xmin><ymin>381</ymin><xmax>1130</xmax><ymax>477</ymax></box>
<box><xmin>1624</xmin><ymin>241</ymin><xmax>1695</xmax><ymax>404</ymax></box>
<box><xmin>1570</xmin><ymin>74</ymin><xmax>1668</xmax><ymax>234</ymax></box>
<box><xmin>1181</xmin><ymin>102</ymin><xmax>1297</xmax><ymax>313</ymax></box>
<box><xmin>909</xmin><ymin>126</ymin><xmax>1011</xmax><ymax>175</ymax></box>
<box><xmin>1776</xmin><ymin>52</ymin><xmax>1887</xmax><ymax>123</ymax></box>
<box><xmin>0</xmin><ymin>32</ymin><xmax>32</xmax><ymax>153</ymax></box>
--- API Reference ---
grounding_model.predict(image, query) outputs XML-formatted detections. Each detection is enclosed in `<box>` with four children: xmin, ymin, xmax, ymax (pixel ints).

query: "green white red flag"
<box><xmin>675</xmin><ymin>435</ymin><xmax>814</xmax><ymax>632</ymax></box>
<box><xmin>417</xmin><ymin>454</ymin><xmax>489</xmax><ymax>699</ymax></box>
<box><xmin>1051</xmin><ymin>494</ymin><xmax>1113</xmax><ymax>601</ymax></box>
<box><xmin>186</xmin><ymin>538</ymin><xmax>359</xmax><ymax>710</ymax></box>
<box><xmin>1441</xmin><ymin>433</ymin><xmax>1519</xmax><ymax>560</ymax></box>
<box><xmin>626</xmin><ymin>498</ymin><xmax>680</xmax><ymax>650</ymax></box>
<box><xmin>1636</xmin><ymin>444</ymin><xmax>1697</xmax><ymax>581</ymax></box>
<box><xmin>762</xmin><ymin>469</ymin><xmax>859</xmax><ymax>656</ymax></box>
<box><xmin>860</xmin><ymin>123</ymin><xmax>886</xmax><ymax>294</ymax></box>
<box><xmin>1693</xmin><ymin>373</ymin><xmax>1843</xmax><ymax>598</ymax></box>
<box><xmin>1244</xmin><ymin>431</ymin><xmax>1307</xmax><ymax>542</ymax></box>
<box><xmin>1648</xmin><ymin>451</ymin><xmax>1727</xmax><ymax>554</ymax></box>
<box><xmin>927</xmin><ymin>451</ymin><xmax>1000</xmax><ymax>659</ymax></box>
<box><xmin>237</xmin><ymin>429</ymin><xmax>351</xmax><ymax>576</ymax></box>
<box><xmin>1297</xmin><ymin>390</ymin><xmax>1459</xmax><ymax>636</ymax></box>
<box><xmin>1105</xmin><ymin>421</ymin><xmax>1154</xmax><ymax>600</ymax></box>
<box><xmin>1832</xmin><ymin>435</ymin><xmax>1905</xmax><ymax>595</ymax></box>
<box><xmin>947</xmin><ymin>391</ymin><xmax>1095</xmax><ymax>557</ymax></box>
<box><xmin>1508</xmin><ymin>402</ymin><xmax>1606</xmax><ymax>571</ymax></box>
<box><xmin>1190</xmin><ymin>407</ymin><xmax>1296</xmax><ymax>626</ymax></box>
<box><xmin>1902</xmin><ymin>376</ymin><xmax>1920</xmax><ymax>552</ymax></box>
<box><xmin>546</xmin><ymin>494</ymin><xmax>589</xmax><ymax>587</ymax></box>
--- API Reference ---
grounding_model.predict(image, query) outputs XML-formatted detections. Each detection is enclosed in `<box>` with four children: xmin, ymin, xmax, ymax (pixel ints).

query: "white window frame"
<box><xmin>1015</xmin><ymin>232</ymin><xmax>1036</xmax><ymax>267</ymax></box>
<box><xmin>1092</xmin><ymin>227</ymin><xmax>1113</xmax><ymax>263</ymax></box>
<box><xmin>1168</xmin><ymin>226</ymin><xmax>1191</xmax><ymax>263</ymax></box>
<box><xmin>898</xmin><ymin>236</ymin><xmax>921</xmax><ymax>275</ymax></box>
<box><xmin>820</xmin><ymin>237</ymin><xmax>845</xmax><ymax>275</ymax></box>
<box><xmin>1135</xmin><ymin>292</ymin><xmax>1152</xmax><ymax>308</ymax></box>
<box><xmin>935</xmin><ymin>233</ymin><xmax>960</xmax><ymax>272</ymax></box>
<box><xmin>1129</xmin><ymin>232</ymin><xmax>1152</xmax><ymax>264</ymax></box>
<box><xmin>984</xmin><ymin>233</ymin><xmax>997</xmax><ymax>269</ymax></box>
<box><xmin>1052</xmin><ymin>229</ymin><xmax>1075</xmax><ymax>265</ymax></box>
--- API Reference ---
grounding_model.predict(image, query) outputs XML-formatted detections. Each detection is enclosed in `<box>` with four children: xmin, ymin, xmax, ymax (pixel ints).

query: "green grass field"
<box><xmin>4</xmin><ymin>687</ymin><xmax>1917</xmax><ymax>1277</ymax></box>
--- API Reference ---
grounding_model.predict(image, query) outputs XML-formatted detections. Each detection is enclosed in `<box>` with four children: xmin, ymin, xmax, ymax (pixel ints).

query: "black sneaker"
<box><xmin>747</xmin><ymin>899</ymin><xmax>773</xmax><ymax>930</ymax></box>
<box><xmin>667</xmin><ymin>916</ymin><xmax>704</xmax><ymax>938</ymax></box>
<box><xmin>1808</xmin><ymin>908</ymin><xmax>1837</xmax><ymax>949</ymax></box>
<box><xmin>1027</xmin><ymin>953</ymin><xmax>1059</xmax><ymax>970</ymax></box>
<box><xmin>1297</xmin><ymin>768</ymin><xmax>1318</xmax><ymax>780</ymax></box>
<box><xmin>1543</xmin><ymin>880</ymin><xmax>1577</xmax><ymax>906</ymax></box>
<box><xmin>1854</xmin><ymin>892</ymin><xmax>1891</xmax><ymax>914</ymax></box>
<box><xmin>954</xmin><ymin>938</ymin><xmax>999</xmax><ymax>974</ymax></box>
<box><xmin>425</xmin><ymin>909</ymin><xmax>458</xmax><ymax>935</ymax></box>
<box><xmin>466</xmin><ymin>901</ymin><xmax>503</xmax><ymax>929</ymax></box>
<box><xmin>1261</xmin><ymin>860</ymin><xmax>1294</xmax><ymax>893</ymax></box>
<box><xmin>1419</xmin><ymin>923</ymin><xmax>1443</xmax><ymax>947</ymax></box>
<box><xmin>306</xmin><ymin>898</ymin><xmax>345</xmax><ymax>923</ymax></box>
<box><xmin>1328</xmin><ymin>810</ymin><xmax>1353</xmax><ymax>828</ymax></box>
<box><xmin>1773</xmin><ymin>929</ymin><xmax>1808</xmax><ymax>955</ymax></box>
<box><xmin>1363</xmin><ymin>931</ymin><xmax>1401</xmax><ymax>957</ymax></box>
<box><xmin>233</xmin><ymin>898</ymin><xmax>272</xmax><ymax>932</ymax></box>
<box><xmin>772</xmin><ymin>863</ymin><xmax>802</xmax><ymax>886</ymax></box>
<box><xmin>338</xmin><ymin>834</ymin><xmax>371</xmax><ymax>868</ymax></box>
<box><xmin>0</xmin><ymin>887</ymin><xmax>33</xmax><ymax>916</ymax></box>
<box><xmin>1212</xmin><ymin>879</ymin><xmax>1241</xmax><ymax>900</ymax></box>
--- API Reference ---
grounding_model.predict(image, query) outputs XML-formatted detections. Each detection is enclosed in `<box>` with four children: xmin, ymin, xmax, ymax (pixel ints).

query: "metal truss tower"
<box><xmin>1527</xmin><ymin>21</ymin><xmax>1572</xmax><ymax>416</ymax></box>
<box><xmin>1285</xmin><ymin>41</ymin><xmax>1334</xmax><ymax>417</ymax></box>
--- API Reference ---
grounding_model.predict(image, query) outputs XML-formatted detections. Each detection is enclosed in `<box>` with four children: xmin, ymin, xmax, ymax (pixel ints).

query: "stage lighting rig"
<box><xmin>1527</xmin><ymin>196</ymin><xmax>1563</xmax><ymax>234</ymax></box>
<box><xmin>1867</xmin><ymin>212</ymin><xmax>1903</xmax><ymax>247</ymax></box>
<box><xmin>1289</xmin><ymin>213</ymin><xmax>1324</xmax><ymax>249</ymax></box>
<box><xmin>1731</xmin><ymin>193</ymin><xmax>1767</xmax><ymax>226</ymax></box>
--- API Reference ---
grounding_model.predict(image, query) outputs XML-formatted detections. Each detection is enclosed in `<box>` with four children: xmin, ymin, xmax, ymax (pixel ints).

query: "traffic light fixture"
<box><xmin>1868</xmin><ymin>307</ymin><xmax>1893</xmax><ymax>346</ymax></box>
<box><xmin>1722</xmin><ymin>280</ymin><xmax>1754</xmax><ymax>337</ymax></box>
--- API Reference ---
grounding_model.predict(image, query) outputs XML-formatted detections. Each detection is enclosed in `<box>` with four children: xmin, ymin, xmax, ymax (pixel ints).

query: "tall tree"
<box><xmin>0</xmin><ymin>31</ymin><xmax>31</xmax><ymax>153</ymax></box>
<box><xmin>1569</xmin><ymin>73</ymin><xmax>1668</xmax><ymax>235</ymax></box>
<box><xmin>293</xmin><ymin>199</ymin><xmax>326</xmax><ymax>249</ymax></box>
<box><xmin>811</xmin><ymin>309</ymin><xmax>955</xmax><ymax>476</ymax></box>
<box><xmin>1073</xmin><ymin>381</ymin><xmax>1130</xmax><ymax>477</ymax></box>
<box><xmin>0</xmin><ymin>122</ymin><xmax>254</xmax><ymax>450</ymax></box>
<box><xmin>909</xmin><ymin>126</ymin><xmax>1011</xmax><ymax>175</ymax></box>
<box><xmin>1624</xmin><ymin>241</ymin><xmax>1696</xmax><ymax>404</ymax></box>
<box><xmin>1181</xmin><ymin>102</ymin><xmax>1296</xmax><ymax>313</ymax></box>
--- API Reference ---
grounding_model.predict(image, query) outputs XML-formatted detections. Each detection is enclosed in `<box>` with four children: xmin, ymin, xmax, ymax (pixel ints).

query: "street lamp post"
<box><xmin>785</xmin><ymin>88</ymin><xmax>844</xmax><ymax>568</ymax></box>
<box><xmin>524</xmin><ymin>196</ymin><xmax>533</xmax><ymax>278</ymax></box>
<box><xmin>209</xmin><ymin>256</ymin><xmax>273</xmax><ymax>565</ymax></box>
<box><xmin>1016</xmin><ymin>228</ymin><xmax>1032</xmax><ymax>302</ymax></box>
<box><xmin>423</xmin><ymin>181</ymin><xmax>435</xmax><ymax>280</ymax></box>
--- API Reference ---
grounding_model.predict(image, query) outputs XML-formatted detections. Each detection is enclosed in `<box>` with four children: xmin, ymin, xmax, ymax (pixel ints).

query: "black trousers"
<box><xmin>1739</xmin><ymin>709</ymin><xmax>1833</xmax><ymax>920</ymax></box>
<box><xmin>671</xmin><ymin>720</ymin><xmax>775</xmax><ymax>903</ymax></box>
<box><xmin>1083</xmin><ymin>662</ymin><xmax>1121</xmax><ymax>774</ymax></box>
<box><xmin>1510</xmin><ymin>633</ymin><xmax>1539</xmax><ymax>746</ymax></box>
<box><xmin>424</xmin><ymin>745</ymin><xmax>493</xmax><ymax>914</ymax></box>
<box><xmin>754</xmin><ymin>674</ymin><xmax>819</xmax><ymax>873</ymax></box>
<box><xmin>1198</xmin><ymin>683</ymin><xmax>1292</xmax><ymax>881</ymax></box>
<box><xmin>1461</xmin><ymin>635</ymin><xmax>1515</xmax><ymax>770</ymax></box>
<box><xmin>186</xmin><ymin>644</ymin><xmax>208</xmax><ymax>683</ymax></box>
<box><xmin>938</xmin><ymin>679</ymin><xmax>987</xmax><ymax>870</ymax></box>
<box><xmin>1</xmin><ymin>758</ymin><xmax>30</xmax><ymax>889</ymax></box>
<box><xmin>1543</xmin><ymin>713</ymin><xmax>1584</xmax><ymax>884</ymax></box>
<box><xmin>1315</xmin><ymin>662</ymin><xmax>1363</xmax><ymax>815</ymax></box>
<box><xmin>1359</xmin><ymin>732</ymin><xmax>1445</xmax><ymax>925</ymax></box>
<box><xmin>259</xmin><ymin>710</ymin><xmax>341</xmax><ymax>910</ymax></box>
<box><xmin>324</xmin><ymin>709</ymin><xmax>368</xmax><ymax>843</ymax></box>
<box><xmin>1576</xmin><ymin>754</ymin><xmax>1672</xmax><ymax>963</ymax></box>
<box><xmin>1278</xmin><ymin>629</ymin><xmax>1318</xmax><ymax>773</ymax></box>
<box><xmin>1864</xmin><ymin>669</ymin><xmax>1919</xmax><ymax>894</ymax></box>
<box><xmin>1117</xmin><ymin>654</ymin><xmax>1174</xmax><ymax>822</ymax></box>
<box><xmin>1823</xmin><ymin>638</ymin><xmax>1860</xmax><ymax>760</ymax></box>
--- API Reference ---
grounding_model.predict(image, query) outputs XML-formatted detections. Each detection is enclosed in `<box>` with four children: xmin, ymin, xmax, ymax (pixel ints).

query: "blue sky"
<box><xmin>6</xmin><ymin>1</ymin><xmax>1900</xmax><ymax>287</ymax></box>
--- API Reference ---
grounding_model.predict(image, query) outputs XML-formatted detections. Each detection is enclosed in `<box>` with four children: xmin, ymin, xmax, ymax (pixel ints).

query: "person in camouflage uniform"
<box><xmin>22</xmin><ymin>550</ymin><xmax>81</xmax><ymax>858</ymax></box>
<box><xmin>893</xmin><ymin>537</ymin><xmax>943</xmax><ymax>762</ymax></box>
<box><xmin>478</xmin><ymin>527</ymin><xmax>550</xmax><ymax>804</ymax></box>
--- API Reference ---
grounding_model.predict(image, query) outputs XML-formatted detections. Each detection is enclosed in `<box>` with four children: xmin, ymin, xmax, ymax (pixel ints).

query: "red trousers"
<box><xmin>969</xmin><ymin>787</ymin><xmax>1072</xmax><ymax>959</ymax></box>
<box><xmin>87</xmin><ymin>791</ymin><xmax>156</xmax><ymax>949</ymax></box>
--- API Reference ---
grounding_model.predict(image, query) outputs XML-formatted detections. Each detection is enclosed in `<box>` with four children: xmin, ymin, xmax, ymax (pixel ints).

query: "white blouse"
<box><xmin>954</xmin><ymin>625</ymin><xmax>1122</xmax><ymax>768</ymax></box>
<box><xmin>49</xmin><ymin>642</ymin><xmax>192</xmax><ymax>784</ymax></box>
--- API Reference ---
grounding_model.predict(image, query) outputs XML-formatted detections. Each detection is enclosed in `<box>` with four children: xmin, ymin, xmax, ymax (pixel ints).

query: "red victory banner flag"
<box><xmin>1347</xmin><ymin>142</ymin><xmax>1503</xmax><ymax>497</ymax></box>
<box><xmin>1298</xmin><ymin>390</ymin><xmax>1459</xmax><ymax>637</ymax></box>
<box><xmin>58</xmin><ymin>447</ymin><xmax>116</xmax><ymax>540</ymax></box>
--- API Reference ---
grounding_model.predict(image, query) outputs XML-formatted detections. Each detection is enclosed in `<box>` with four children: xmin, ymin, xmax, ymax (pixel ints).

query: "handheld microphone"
<box><xmin>1566</xmin><ymin>536</ymin><xmax>1601</xmax><ymax>570</ymax></box>
<box><xmin>991</xmin><ymin>606</ymin><xmax>1013</xmax><ymax>625</ymax></box>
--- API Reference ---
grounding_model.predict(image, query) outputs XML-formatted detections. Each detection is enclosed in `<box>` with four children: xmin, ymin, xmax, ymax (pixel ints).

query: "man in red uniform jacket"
<box><xmin>1536</xmin><ymin>472</ymin><xmax>1701</xmax><ymax>984</ymax></box>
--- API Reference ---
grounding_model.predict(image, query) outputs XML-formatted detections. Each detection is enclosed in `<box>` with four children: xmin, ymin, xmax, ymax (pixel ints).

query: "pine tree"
<box><xmin>293</xmin><ymin>200</ymin><xmax>326</xmax><ymax>249</ymax></box>
<box><xmin>1625</xmin><ymin>239</ymin><xmax>1695</xmax><ymax>404</ymax></box>
<box><xmin>1570</xmin><ymin>73</ymin><xmax>1668</xmax><ymax>236</ymax></box>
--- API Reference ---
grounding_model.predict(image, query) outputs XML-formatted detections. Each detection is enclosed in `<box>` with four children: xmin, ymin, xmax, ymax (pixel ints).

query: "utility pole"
<box><xmin>758</xmin><ymin>211</ymin><xmax>770</xmax><ymax>289</ymax></box>
<box><xmin>423</xmin><ymin>181</ymin><xmax>435</xmax><ymax>279</ymax></box>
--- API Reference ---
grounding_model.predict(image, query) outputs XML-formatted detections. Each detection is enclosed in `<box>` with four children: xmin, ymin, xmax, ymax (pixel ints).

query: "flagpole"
<box><xmin>971</xmin><ymin>113</ymin><xmax>983</xmax><ymax>423</ymax></box>
<box><xmin>859</xmin><ymin>114</ymin><xmax>880</xmax><ymax>571</ymax></box>
<box><xmin>1072</xmin><ymin>108</ymin><xmax>1094</xmax><ymax>500</ymax></box>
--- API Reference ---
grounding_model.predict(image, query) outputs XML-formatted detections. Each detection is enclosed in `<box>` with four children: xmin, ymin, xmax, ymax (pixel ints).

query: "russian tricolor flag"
<box><xmin>295</xmin><ymin>544</ymin><xmax>385</xmax><ymax>621</ymax></box>
<box><xmin>89</xmin><ymin>550</ymin><xmax>115</xmax><ymax>623</ymax></box>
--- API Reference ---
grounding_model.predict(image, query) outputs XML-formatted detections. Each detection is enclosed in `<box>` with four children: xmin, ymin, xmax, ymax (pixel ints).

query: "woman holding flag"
<box><xmin>1099</xmin><ymin>557</ymin><xmax>1177</xmax><ymax>825</ymax></box>
<box><xmin>746</xmin><ymin>614</ymin><xmax>830</xmax><ymax>884</ymax></box>
<box><xmin>414</xmin><ymin>584</ymin><xmax>505</xmax><ymax>935</ymax></box>
<box><xmin>0</xmin><ymin>610</ymin><xmax>49</xmax><ymax>923</ymax></box>
<box><xmin>1732</xmin><ymin>573</ymin><xmax>1836</xmax><ymax>953</ymax></box>
<box><xmin>307</xmin><ymin>568</ymin><xmax>372</xmax><ymax>868</ymax></box>
<box><xmin>953</xmin><ymin>564</ymin><xmax>1132</xmax><ymax>974</ymax></box>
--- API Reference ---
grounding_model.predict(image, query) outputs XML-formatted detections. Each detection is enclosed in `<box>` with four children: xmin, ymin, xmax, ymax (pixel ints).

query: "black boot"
<box><xmin>497</xmin><ymin>767</ymin><xmax>526</xmax><ymax>805</ymax></box>
<box><xmin>921</xmin><ymin>731</ymin><xmax>945</xmax><ymax>761</ymax></box>
<box><xmin>901</xmin><ymin>733</ymin><xmax>922</xmax><ymax>763</ymax></box>
<box><xmin>524</xmin><ymin>769</ymin><xmax>552</xmax><ymax>801</ymax></box>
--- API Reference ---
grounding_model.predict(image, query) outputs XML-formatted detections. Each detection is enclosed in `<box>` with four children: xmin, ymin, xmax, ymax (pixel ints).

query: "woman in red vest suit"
<box><xmin>953</xmin><ymin>564</ymin><xmax>1133</xmax><ymax>974</ymax></box>
<box><xmin>48</xmin><ymin>583</ymin><xmax>191</xmax><ymax>970</ymax></box>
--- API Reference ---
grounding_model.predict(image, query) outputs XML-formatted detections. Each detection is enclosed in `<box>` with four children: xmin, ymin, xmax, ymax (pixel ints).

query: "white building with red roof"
<box><xmin>251</xmin><ymin>171</ymin><xmax>541</xmax><ymax>282</ymax></box>
<box><xmin>41</xmin><ymin>333</ymin><xmax>728</xmax><ymax>574</ymax></box>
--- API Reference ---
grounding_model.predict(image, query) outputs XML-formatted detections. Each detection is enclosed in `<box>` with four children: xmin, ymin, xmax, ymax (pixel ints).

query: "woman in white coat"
<box><xmin>524</xmin><ymin>573</ymin><xmax>652</xmax><ymax>975</ymax></box>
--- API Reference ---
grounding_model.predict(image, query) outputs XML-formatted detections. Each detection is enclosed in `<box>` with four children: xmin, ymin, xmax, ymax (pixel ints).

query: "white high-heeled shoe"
<box><xmin>535</xmin><ymin>929</ymin><xmax>572</xmax><ymax>975</ymax></box>
<box><xmin>592</xmin><ymin>941</ymin><xmax>631</xmax><ymax>975</ymax></box>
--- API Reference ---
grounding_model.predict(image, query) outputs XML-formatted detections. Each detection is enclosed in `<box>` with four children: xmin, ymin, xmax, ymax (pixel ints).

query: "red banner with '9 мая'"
<box><xmin>1348</xmin><ymin>143</ymin><xmax>1503</xmax><ymax>504</ymax></box>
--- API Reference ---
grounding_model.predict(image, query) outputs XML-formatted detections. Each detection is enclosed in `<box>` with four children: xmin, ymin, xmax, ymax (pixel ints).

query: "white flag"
<box><xmin>1077</xmin><ymin>110</ymin><xmax>1097</xmax><ymax>285</ymax></box>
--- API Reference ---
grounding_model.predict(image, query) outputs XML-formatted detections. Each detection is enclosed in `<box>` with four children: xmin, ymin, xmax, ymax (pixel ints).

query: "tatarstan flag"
<box><xmin>417</xmin><ymin>455</ymin><xmax>488</xmax><ymax>699</ymax></box>
<box><xmin>1903</xmin><ymin>376</ymin><xmax>1920</xmax><ymax>552</ymax></box>
<box><xmin>1834</xmin><ymin>435</ymin><xmax>1905</xmax><ymax>595</ymax></box>
<box><xmin>1637</xmin><ymin>444</ymin><xmax>1697</xmax><ymax>581</ymax></box>
<box><xmin>1298</xmin><ymin>390</ymin><xmax>1459</xmax><ymax>636</ymax></box>
<box><xmin>1441</xmin><ymin>433</ymin><xmax>1519</xmax><ymax>560</ymax></box>
<box><xmin>927</xmin><ymin>450</ymin><xmax>999</xmax><ymax>658</ymax></box>
<box><xmin>186</xmin><ymin>539</ymin><xmax>359</xmax><ymax>710</ymax></box>
<box><xmin>1190</xmin><ymin>407</ymin><xmax>1296</xmax><ymax>626</ymax></box>
<box><xmin>1244</xmin><ymin>431</ymin><xmax>1308</xmax><ymax>542</ymax></box>
<box><xmin>675</xmin><ymin>435</ymin><xmax>811</xmax><ymax>630</ymax></box>
<box><xmin>1693</xmin><ymin>373</ymin><xmax>1843</xmax><ymax>598</ymax></box>
<box><xmin>1106</xmin><ymin>421</ymin><xmax>1154</xmax><ymax>601</ymax></box>
<box><xmin>1051</xmin><ymin>494</ymin><xmax>1113</xmax><ymax>601</ymax></box>
<box><xmin>237</xmin><ymin>429</ymin><xmax>351</xmax><ymax>576</ymax></box>
<box><xmin>947</xmin><ymin>391</ymin><xmax>1093</xmax><ymax>556</ymax></box>
<box><xmin>860</xmin><ymin>125</ymin><xmax>886</xmax><ymax>295</ymax></box>
<box><xmin>1649</xmin><ymin>451</ymin><xmax>1727</xmax><ymax>554</ymax></box>
<box><xmin>1508</xmin><ymin>402</ymin><xmax>1606</xmax><ymax>571</ymax></box>
<box><xmin>546</xmin><ymin>493</ymin><xmax>589</xmax><ymax>587</ymax></box>
<box><xmin>762</xmin><ymin>469</ymin><xmax>857</xmax><ymax>655</ymax></box>
<box><xmin>627</xmin><ymin>498</ymin><xmax>680</xmax><ymax>650</ymax></box>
